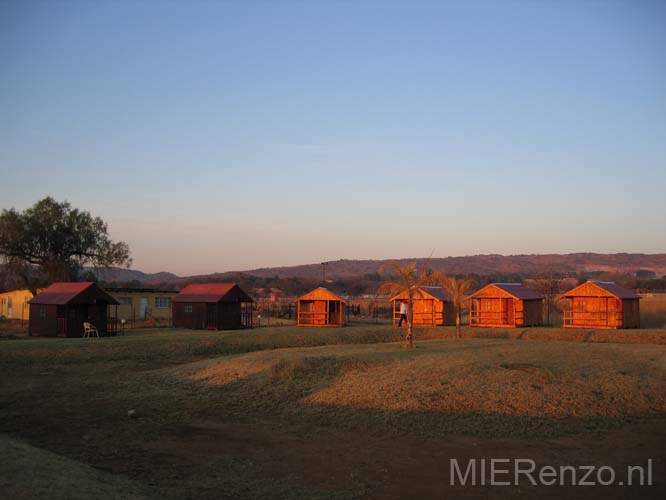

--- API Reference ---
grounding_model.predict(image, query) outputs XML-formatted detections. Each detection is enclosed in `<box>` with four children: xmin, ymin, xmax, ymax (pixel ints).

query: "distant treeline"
<box><xmin>98</xmin><ymin>271</ymin><xmax>666</xmax><ymax>297</ymax></box>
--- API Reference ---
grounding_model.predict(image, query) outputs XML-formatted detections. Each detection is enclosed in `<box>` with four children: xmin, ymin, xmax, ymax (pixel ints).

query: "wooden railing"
<box><xmin>563</xmin><ymin>311</ymin><xmax>622</xmax><ymax>327</ymax></box>
<box><xmin>298</xmin><ymin>311</ymin><xmax>340</xmax><ymax>325</ymax></box>
<box><xmin>469</xmin><ymin>310</ymin><xmax>524</xmax><ymax>326</ymax></box>
<box><xmin>393</xmin><ymin>310</ymin><xmax>443</xmax><ymax>325</ymax></box>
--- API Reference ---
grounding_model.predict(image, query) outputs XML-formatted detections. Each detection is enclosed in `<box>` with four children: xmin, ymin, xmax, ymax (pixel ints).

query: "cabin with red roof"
<box><xmin>29</xmin><ymin>282</ymin><xmax>120</xmax><ymax>337</ymax></box>
<box><xmin>469</xmin><ymin>283</ymin><xmax>543</xmax><ymax>328</ymax></box>
<box><xmin>390</xmin><ymin>286</ymin><xmax>455</xmax><ymax>327</ymax></box>
<box><xmin>562</xmin><ymin>281</ymin><xmax>640</xmax><ymax>329</ymax></box>
<box><xmin>172</xmin><ymin>283</ymin><xmax>253</xmax><ymax>330</ymax></box>
<box><xmin>296</xmin><ymin>288</ymin><xmax>345</xmax><ymax>327</ymax></box>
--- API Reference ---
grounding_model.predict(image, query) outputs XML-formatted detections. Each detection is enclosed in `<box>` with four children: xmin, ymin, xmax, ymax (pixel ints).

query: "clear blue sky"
<box><xmin>1</xmin><ymin>0</ymin><xmax>665</xmax><ymax>275</ymax></box>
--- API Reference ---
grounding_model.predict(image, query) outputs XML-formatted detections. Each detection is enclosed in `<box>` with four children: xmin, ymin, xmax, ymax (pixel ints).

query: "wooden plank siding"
<box><xmin>296</xmin><ymin>288</ymin><xmax>345</xmax><ymax>327</ymax></box>
<box><xmin>390</xmin><ymin>287</ymin><xmax>455</xmax><ymax>327</ymax></box>
<box><xmin>562</xmin><ymin>281</ymin><xmax>640</xmax><ymax>329</ymax></box>
<box><xmin>469</xmin><ymin>284</ymin><xmax>543</xmax><ymax>328</ymax></box>
<box><xmin>28</xmin><ymin>283</ymin><xmax>119</xmax><ymax>337</ymax></box>
<box><xmin>171</xmin><ymin>283</ymin><xmax>254</xmax><ymax>331</ymax></box>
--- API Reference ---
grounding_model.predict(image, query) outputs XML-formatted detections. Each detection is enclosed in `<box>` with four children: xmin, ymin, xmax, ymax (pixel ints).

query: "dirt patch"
<box><xmin>146</xmin><ymin>418</ymin><xmax>666</xmax><ymax>500</ymax></box>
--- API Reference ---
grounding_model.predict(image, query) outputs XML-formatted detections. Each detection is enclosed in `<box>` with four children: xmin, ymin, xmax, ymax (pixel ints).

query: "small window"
<box><xmin>184</xmin><ymin>304</ymin><xmax>193</xmax><ymax>313</ymax></box>
<box><xmin>118</xmin><ymin>297</ymin><xmax>133</xmax><ymax>305</ymax></box>
<box><xmin>39</xmin><ymin>306</ymin><xmax>46</xmax><ymax>319</ymax></box>
<box><xmin>155</xmin><ymin>297</ymin><xmax>171</xmax><ymax>309</ymax></box>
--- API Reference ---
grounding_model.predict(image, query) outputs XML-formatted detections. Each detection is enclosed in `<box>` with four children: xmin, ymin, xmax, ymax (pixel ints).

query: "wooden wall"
<box><xmin>392</xmin><ymin>298</ymin><xmax>455</xmax><ymax>326</ymax></box>
<box><xmin>564</xmin><ymin>296</ymin><xmax>640</xmax><ymax>329</ymax></box>
<box><xmin>173</xmin><ymin>302</ymin><xmax>207</xmax><ymax>329</ymax></box>
<box><xmin>28</xmin><ymin>304</ymin><xmax>58</xmax><ymax>337</ymax></box>
<box><xmin>29</xmin><ymin>303</ymin><xmax>111</xmax><ymax>337</ymax></box>
<box><xmin>470</xmin><ymin>298</ymin><xmax>543</xmax><ymax>328</ymax></box>
<box><xmin>173</xmin><ymin>302</ymin><xmax>249</xmax><ymax>330</ymax></box>
<box><xmin>297</xmin><ymin>299</ymin><xmax>344</xmax><ymax>327</ymax></box>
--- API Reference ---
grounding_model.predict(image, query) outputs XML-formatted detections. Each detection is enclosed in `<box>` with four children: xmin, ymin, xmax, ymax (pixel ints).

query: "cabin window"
<box><xmin>155</xmin><ymin>297</ymin><xmax>171</xmax><ymax>309</ymax></box>
<box><xmin>184</xmin><ymin>305</ymin><xmax>193</xmax><ymax>313</ymax></box>
<box><xmin>118</xmin><ymin>297</ymin><xmax>133</xmax><ymax>305</ymax></box>
<box><xmin>39</xmin><ymin>306</ymin><xmax>46</xmax><ymax>319</ymax></box>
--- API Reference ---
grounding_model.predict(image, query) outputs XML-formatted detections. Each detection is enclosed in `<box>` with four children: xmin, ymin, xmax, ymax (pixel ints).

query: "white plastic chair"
<box><xmin>82</xmin><ymin>322</ymin><xmax>99</xmax><ymax>338</ymax></box>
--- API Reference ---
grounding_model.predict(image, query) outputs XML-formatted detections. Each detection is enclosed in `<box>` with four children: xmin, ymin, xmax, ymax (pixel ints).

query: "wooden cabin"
<box><xmin>562</xmin><ymin>281</ymin><xmax>640</xmax><ymax>329</ymax></box>
<box><xmin>469</xmin><ymin>283</ymin><xmax>542</xmax><ymax>328</ymax></box>
<box><xmin>172</xmin><ymin>283</ymin><xmax>253</xmax><ymax>330</ymax></box>
<box><xmin>296</xmin><ymin>287</ymin><xmax>345</xmax><ymax>327</ymax></box>
<box><xmin>390</xmin><ymin>286</ymin><xmax>455</xmax><ymax>327</ymax></box>
<box><xmin>29</xmin><ymin>282</ymin><xmax>119</xmax><ymax>337</ymax></box>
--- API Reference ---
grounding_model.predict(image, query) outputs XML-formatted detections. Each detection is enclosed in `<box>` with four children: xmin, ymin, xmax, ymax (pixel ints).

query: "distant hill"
<box><xmin>90</xmin><ymin>268</ymin><xmax>180</xmax><ymax>284</ymax></box>
<box><xmin>215</xmin><ymin>253</ymin><xmax>666</xmax><ymax>280</ymax></box>
<box><xmin>97</xmin><ymin>253</ymin><xmax>666</xmax><ymax>284</ymax></box>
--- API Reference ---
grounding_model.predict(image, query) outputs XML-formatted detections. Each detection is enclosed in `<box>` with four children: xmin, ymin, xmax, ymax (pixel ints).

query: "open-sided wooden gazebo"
<box><xmin>390</xmin><ymin>286</ymin><xmax>455</xmax><ymax>327</ymax></box>
<box><xmin>296</xmin><ymin>287</ymin><xmax>345</xmax><ymax>327</ymax></box>
<box><xmin>469</xmin><ymin>283</ymin><xmax>542</xmax><ymax>328</ymax></box>
<box><xmin>29</xmin><ymin>282</ymin><xmax>119</xmax><ymax>337</ymax></box>
<box><xmin>562</xmin><ymin>281</ymin><xmax>640</xmax><ymax>329</ymax></box>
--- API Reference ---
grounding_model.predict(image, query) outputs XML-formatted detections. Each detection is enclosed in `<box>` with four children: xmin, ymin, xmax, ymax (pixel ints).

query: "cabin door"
<box><xmin>206</xmin><ymin>304</ymin><xmax>217</xmax><ymax>330</ymax></box>
<box><xmin>503</xmin><ymin>298</ymin><xmax>514</xmax><ymax>325</ymax></box>
<box><xmin>139</xmin><ymin>298</ymin><xmax>148</xmax><ymax>319</ymax></box>
<box><xmin>328</xmin><ymin>301</ymin><xmax>340</xmax><ymax>325</ymax></box>
<box><xmin>7</xmin><ymin>296</ymin><xmax>12</xmax><ymax>319</ymax></box>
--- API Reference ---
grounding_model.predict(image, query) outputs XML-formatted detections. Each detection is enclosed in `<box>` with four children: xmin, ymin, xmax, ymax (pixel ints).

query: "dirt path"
<box><xmin>146</xmin><ymin>418</ymin><xmax>666</xmax><ymax>499</ymax></box>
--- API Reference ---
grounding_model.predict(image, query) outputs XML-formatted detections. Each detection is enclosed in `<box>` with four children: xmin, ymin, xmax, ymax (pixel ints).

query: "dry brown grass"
<box><xmin>184</xmin><ymin>339</ymin><xmax>666</xmax><ymax>420</ymax></box>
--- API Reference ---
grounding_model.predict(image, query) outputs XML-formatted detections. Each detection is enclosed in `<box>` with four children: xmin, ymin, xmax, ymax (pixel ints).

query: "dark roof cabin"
<box><xmin>390</xmin><ymin>286</ymin><xmax>455</xmax><ymax>326</ymax></box>
<box><xmin>562</xmin><ymin>281</ymin><xmax>640</xmax><ymax>329</ymax></box>
<box><xmin>29</xmin><ymin>282</ymin><xmax>119</xmax><ymax>337</ymax></box>
<box><xmin>296</xmin><ymin>287</ymin><xmax>345</xmax><ymax>327</ymax></box>
<box><xmin>469</xmin><ymin>283</ymin><xmax>542</xmax><ymax>328</ymax></box>
<box><xmin>172</xmin><ymin>283</ymin><xmax>253</xmax><ymax>330</ymax></box>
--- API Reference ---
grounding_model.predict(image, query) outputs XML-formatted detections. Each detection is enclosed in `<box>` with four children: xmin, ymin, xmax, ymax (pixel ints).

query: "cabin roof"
<box><xmin>391</xmin><ymin>286</ymin><xmax>450</xmax><ymax>302</ymax></box>
<box><xmin>562</xmin><ymin>281</ymin><xmax>639</xmax><ymax>300</ymax></box>
<box><xmin>471</xmin><ymin>283</ymin><xmax>542</xmax><ymax>300</ymax></box>
<box><xmin>173</xmin><ymin>283</ymin><xmax>253</xmax><ymax>303</ymax></box>
<box><xmin>296</xmin><ymin>287</ymin><xmax>346</xmax><ymax>303</ymax></box>
<box><xmin>29</xmin><ymin>282</ymin><xmax>119</xmax><ymax>305</ymax></box>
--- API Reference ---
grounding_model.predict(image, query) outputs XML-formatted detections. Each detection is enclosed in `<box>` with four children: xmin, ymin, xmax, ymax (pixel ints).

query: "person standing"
<box><xmin>398</xmin><ymin>301</ymin><xmax>408</xmax><ymax>327</ymax></box>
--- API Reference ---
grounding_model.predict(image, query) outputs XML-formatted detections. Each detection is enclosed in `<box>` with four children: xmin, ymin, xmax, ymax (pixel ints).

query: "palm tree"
<box><xmin>377</xmin><ymin>261</ymin><xmax>436</xmax><ymax>348</ymax></box>
<box><xmin>438</xmin><ymin>274</ymin><xmax>473</xmax><ymax>338</ymax></box>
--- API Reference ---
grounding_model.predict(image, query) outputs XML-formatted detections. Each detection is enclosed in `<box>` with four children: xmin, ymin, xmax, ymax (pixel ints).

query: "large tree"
<box><xmin>0</xmin><ymin>197</ymin><xmax>131</xmax><ymax>292</ymax></box>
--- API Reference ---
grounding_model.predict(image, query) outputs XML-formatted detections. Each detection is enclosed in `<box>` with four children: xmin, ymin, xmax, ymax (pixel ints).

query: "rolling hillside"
<box><xmin>95</xmin><ymin>253</ymin><xmax>666</xmax><ymax>284</ymax></box>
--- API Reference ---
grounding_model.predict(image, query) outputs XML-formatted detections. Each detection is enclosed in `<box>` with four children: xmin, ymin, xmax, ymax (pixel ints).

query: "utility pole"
<box><xmin>321</xmin><ymin>262</ymin><xmax>329</xmax><ymax>284</ymax></box>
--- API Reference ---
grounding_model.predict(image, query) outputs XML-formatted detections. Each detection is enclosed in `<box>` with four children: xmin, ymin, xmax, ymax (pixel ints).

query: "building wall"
<box><xmin>172</xmin><ymin>302</ymin><xmax>208</xmax><ymax>329</ymax></box>
<box><xmin>470</xmin><ymin>297</ymin><xmax>543</xmax><ymax>328</ymax></box>
<box><xmin>522</xmin><ymin>300</ymin><xmax>544</xmax><ymax>327</ymax></box>
<box><xmin>0</xmin><ymin>289</ymin><xmax>36</xmax><ymax>320</ymax></box>
<box><xmin>108</xmin><ymin>291</ymin><xmax>176</xmax><ymax>321</ymax></box>
<box><xmin>298</xmin><ymin>299</ymin><xmax>344</xmax><ymax>326</ymax></box>
<box><xmin>28</xmin><ymin>304</ymin><xmax>58</xmax><ymax>337</ymax></box>
<box><xmin>622</xmin><ymin>299</ymin><xmax>640</xmax><ymax>328</ymax></box>
<box><xmin>217</xmin><ymin>302</ymin><xmax>242</xmax><ymax>330</ymax></box>
<box><xmin>565</xmin><ymin>296</ymin><xmax>624</xmax><ymax>329</ymax></box>
<box><xmin>173</xmin><ymin>301</ymin><xmax>247</xmax><ymax>330</ymax></box>
<box><xmin>392</xmin><ymin>299</ymin><xmax>452</xmax><ymax>326</ymax></box>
